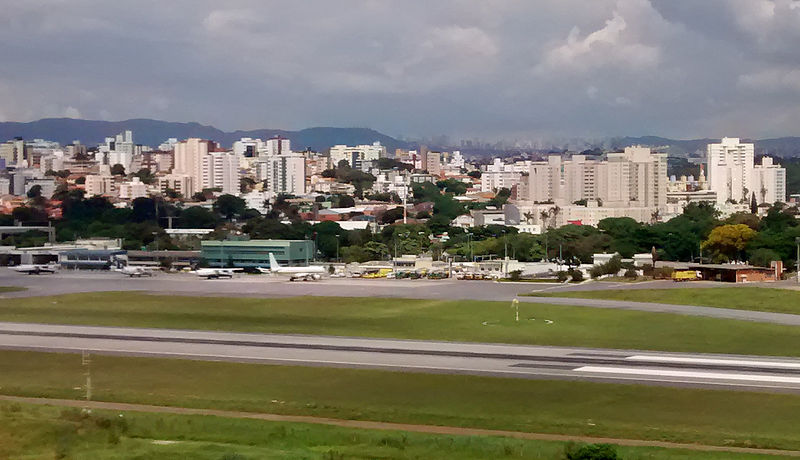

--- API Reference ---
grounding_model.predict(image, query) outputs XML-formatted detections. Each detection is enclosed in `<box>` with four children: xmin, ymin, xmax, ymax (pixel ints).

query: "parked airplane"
<box><xmin>268</xmin><ymin>253</ymin><xmax>325</xmax><ymax>281</ymax></box>
<box><xmin>116</xmin><ymin>266</ymin><xmax>156</xmax><ymax>277</ymax></box>
<box><xmin>194</xmin><ymin>268</ymin><xmax>242</xmax><ymax>279</ymax></box>
<box><xmin>10</xmin><ymin>264</ymin><xmax>59</xmax><ymax>275</ymax></box>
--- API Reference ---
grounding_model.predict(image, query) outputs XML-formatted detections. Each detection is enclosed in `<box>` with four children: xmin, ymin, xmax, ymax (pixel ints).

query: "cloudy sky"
<box><xmin>2</xmin><ymin>0</ymin><xmax>800</xmax><ymax>141</ymax></box>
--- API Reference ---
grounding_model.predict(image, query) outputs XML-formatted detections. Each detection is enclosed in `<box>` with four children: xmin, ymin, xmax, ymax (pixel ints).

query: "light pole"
<box><xmin>796</xmin><ymin>237</ymin><xmax>800</xmax><ymax>283</ymax></box>
<box><xmin>336</xmin><ymin>234</ymin><xmax>340</xmax><ymax>262</ymax></box>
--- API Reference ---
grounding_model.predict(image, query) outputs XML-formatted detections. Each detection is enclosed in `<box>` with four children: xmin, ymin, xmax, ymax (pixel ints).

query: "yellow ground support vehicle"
<box><xmin>362</xmin><ymin>268</ymin><xmax>393</xmax><ymax>279</ymax></box>
<box><xmin>672</xmin><ymin>269</ymin><xmax>700</xmax><ymax>282</ymax></box>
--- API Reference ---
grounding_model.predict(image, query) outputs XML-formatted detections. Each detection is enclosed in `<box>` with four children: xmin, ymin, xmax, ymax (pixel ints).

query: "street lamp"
<box><xmin>335</xmin><ymin>234</ymin><xmax>340</xmax><ymax>262</ymax></box>
<box><xmin>796</xmin><ymin>237</ymin><xmax>800</xmax><ymax>283</ymax></box>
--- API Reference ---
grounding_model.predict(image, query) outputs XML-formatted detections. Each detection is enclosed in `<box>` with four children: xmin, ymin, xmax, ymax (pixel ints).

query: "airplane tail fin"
<box><xmin>269</xmin><ymin>253</ymin><xmax>280</xmax><ymax>269</ymax></box>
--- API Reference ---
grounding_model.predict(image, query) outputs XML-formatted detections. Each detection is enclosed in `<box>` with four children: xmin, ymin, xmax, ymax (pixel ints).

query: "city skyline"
<box><xmin>3</xmin><ymin>1</ymin><xmax>800</xmax><ymax>141</ymax></box>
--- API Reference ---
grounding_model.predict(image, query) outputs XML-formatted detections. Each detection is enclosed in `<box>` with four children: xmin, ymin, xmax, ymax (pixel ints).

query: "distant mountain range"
<box><xmin>4</xmin><ymin>118</ymin><xmax>800</xmax><ymax>158</ymax></box>
<box><xmin>0</xmin><ymin>118</ymin><xmax>410</xmax><ymax>153</ymax></box>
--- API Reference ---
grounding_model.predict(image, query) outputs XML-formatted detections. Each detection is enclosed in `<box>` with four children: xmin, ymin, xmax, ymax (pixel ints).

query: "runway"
<box><xmin>3</xmin><ymin>321</ymin><xmax>800</xmax><ymax>393</ymax></box>
<box><xmin>2</xmin><ymin>269</ymin><xmax>800</xmax><ymax>325</ymax></box>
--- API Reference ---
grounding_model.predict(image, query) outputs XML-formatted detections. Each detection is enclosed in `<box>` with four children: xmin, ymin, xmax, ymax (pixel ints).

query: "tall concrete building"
<box><xmin>0</xmin><ymin>138</ymin><xmax>28</xmax><ymax>167</ymax></box>
<box><xmin>424</xmin><ymin>151</ymin><xmax>442</xmax><ymax>176</ymax></box>
<box><xmin>706</xmin><ymin>137</ymin><xmax>755</xmax><ymax>204</ymax></box>
<box><xmin>329</xmin><ymin>142</ymin><xmax>385</xmax><ymax>169</ymax></box>
<box><xmin>525</xmin><ymin>146</ymin><xmax>666</xmax><ymax>210</ymax></box>
<box><xmin>173</xmin><ymin>138</ymin><xmax>215</xmax><ymax>193</ymax></box>
<box><xmin>257</xmin><ymin>153</ymin><xmax>306</xmax><ymax>195</ymax></box>
<box><xmin>99</xmin><ymin>130</ymin><xmax>139</xmax><ymax>171</ymax></box>
<box><xmin>201</xmin><ymin>151</ymin><xmax>241</xmax><ymax>195</ymax></box>
<box><xmin>752</xmin><ymin>157</ymin><xmax>786</xmax><ymax>204</ymax></box>
<box><xmin>265</xmin><ymin>137</ymin><xmax>291</xmax><ymax>157</ymax></box>
<box><xmin>232</xmin><ymin>137</ymin><xmax>265</xmax><ymax>157</ymax></box>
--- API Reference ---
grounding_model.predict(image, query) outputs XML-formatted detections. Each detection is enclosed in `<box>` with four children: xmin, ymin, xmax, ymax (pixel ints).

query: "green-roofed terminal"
<box><xmin>201</xmin><ymin>239</ymin><xmax>315</xmax><ymax>268</ymax></box>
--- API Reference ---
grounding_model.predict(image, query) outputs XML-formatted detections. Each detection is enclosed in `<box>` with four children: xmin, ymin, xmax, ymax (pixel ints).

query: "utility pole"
<box><xmin>793</xmin><ymin>240</ymin><xmax>800</xmax><ymax>282</ymax></box>
<box><xmin>402</xmin><ymin>185</ymin><xmax>408</xmax><ymax>224</ymax></box>
<box><xmin>544</xmin><ymin>232</ymin><xmax>548</xmax><ymax>263</ymax></box>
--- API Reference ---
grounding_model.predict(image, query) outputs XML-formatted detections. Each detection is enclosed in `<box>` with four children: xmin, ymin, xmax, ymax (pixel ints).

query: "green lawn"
<box><xmin>0</xmin><ymin>401</ymin><xmax>787</xmax><ymax>459</ymax></box>
<box><xmin>3</xmin><ymin>292</ymin><xmax>800</xmax><ymax>356</ymax></box>
<box><xmin>532</xmin><ymin>287</ymin><xmax>800</xmax><ymax>314</ymax></box>
<box><xmin>2</xmin><ymin>350</ymin><xmax>800</xmax><ymax>452</ymax></box>
<box><xmin>0</xmin><ymin>286</ymin><xmax>25</xmax><ymax>293</ymax></box>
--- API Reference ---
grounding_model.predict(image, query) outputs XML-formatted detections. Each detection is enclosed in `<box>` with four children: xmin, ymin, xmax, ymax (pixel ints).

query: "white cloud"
<box><xmin>63</xmin><ymin>106</ymin><xmax>82</xmax><ymax>118</ymax></box>
<box><xmin>738</xmin><ymin>68</ymin><xmax>800</xmax><ymax>93</ymax></box>
<box><xmin>534</xmin><ymin>2</ymin><xmax>661</xmax><ymax>75</ymax></box>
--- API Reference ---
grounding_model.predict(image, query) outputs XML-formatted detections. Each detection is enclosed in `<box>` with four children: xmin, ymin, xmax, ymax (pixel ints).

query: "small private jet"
<box><xmin>194</xmin><ymin>267</ymin><xmax>242</xmax><ymax>279</ymax></box>
<box><xmin>10</xmin><ymin>264</ymin><xmax>59</xmax><ymax>275</ymax></box>
<box><xmin>116</xmin><ymin>266</ymin><xmax>156</xmax><ymax>277</ymax></box>
<box><xmin>261</xmin><ymin>253</ymin><xmax>326</xmax><ymax>281</ymax></box>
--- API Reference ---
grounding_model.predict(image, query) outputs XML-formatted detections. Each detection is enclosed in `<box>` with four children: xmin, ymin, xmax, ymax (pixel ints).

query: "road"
<box><xmin>3</xmin><ymin>269</ymin><xmax>800</xmax><ymax>325</ymax></box>
<box><xmin>3</xmin><ymin>321</ymin><xmax>800</xmax><ymax>393</ymax></box>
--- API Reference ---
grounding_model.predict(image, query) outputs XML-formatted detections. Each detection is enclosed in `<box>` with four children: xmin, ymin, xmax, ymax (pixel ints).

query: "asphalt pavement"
<box><xmin>3</xmin><ymin>321</ymin><xmax>800</xmax><ymax>392</ymax></box>
<box><xmin>2</xmin><ymin>269</ymin><xmax>800</xmax><ymax>325</ymax></box>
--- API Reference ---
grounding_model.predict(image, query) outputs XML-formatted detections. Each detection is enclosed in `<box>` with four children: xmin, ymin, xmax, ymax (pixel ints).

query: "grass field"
<box><xmin>532</xmin><ymin>287</ymin><xmax>800</xmax><ymax>314</ymax></box>
<box><xmin>2</xmin><ymin>350</ymin><xmax>800</xmax><ymax>452</ymax></box>
<box><xmin>1</xmin><ymin>401</ymin><xmax>789</xmax><ymax>459</ymax></box>
<box><xmin>2</xmin><ymin>292</ymin><xmax>800</xmax><ymax>356</ymax></box>
<box><xmin>0</xmin><ymin>286</ymin><xmax>25</xmax><ymax>293</ymax></box>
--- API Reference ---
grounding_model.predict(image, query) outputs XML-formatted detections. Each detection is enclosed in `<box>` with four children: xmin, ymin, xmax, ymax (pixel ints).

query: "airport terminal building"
<box><xmin>201</xmin><ymin>239</ymin><xmax>315</xmax><ymax>268</ymax></box>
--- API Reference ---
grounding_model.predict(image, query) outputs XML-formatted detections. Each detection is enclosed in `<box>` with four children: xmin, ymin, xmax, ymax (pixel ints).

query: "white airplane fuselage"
<box><xmin>195</xmin><ymin>268</ymin><xmax>240</xmax><ymax>279</ymax></box>
<box><xmin>11</xmin><ymin>264</ymin><xmax>58</xmax><ymax>275</ymax></box>
<box><xmin>267</xmin><ymin>253</ymin><xmax>325</xmax><ymax>281</ymax></box>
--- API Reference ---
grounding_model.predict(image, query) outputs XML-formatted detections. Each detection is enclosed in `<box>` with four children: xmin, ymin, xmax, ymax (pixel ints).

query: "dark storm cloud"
<box><xmin>1</xmin><ymin>0</ymin><xmax>799</xmax><ymax>141</ymax></box>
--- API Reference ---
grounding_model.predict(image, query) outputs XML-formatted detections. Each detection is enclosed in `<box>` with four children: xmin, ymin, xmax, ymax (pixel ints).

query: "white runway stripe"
<box><xmin>575</xmin><ymin>366</ymin><xmax>800</xmax><ymax>384</ymax></box>
<box><xmin>625</xmin><ymin>355</ymin><xmax>800</xmax><ymax>369</ymax></box>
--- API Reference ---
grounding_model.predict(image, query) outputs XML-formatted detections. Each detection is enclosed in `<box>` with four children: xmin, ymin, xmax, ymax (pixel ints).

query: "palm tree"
<box><xmin>550</xmin><ymin>206</ymin><xmax>561</xmax><ymax>228</ymax></box>
<box><xmin>523</xmin><ymin>211</ymin><xmax>535</xmax><ymax>225</ymax></box>
<box><xmin>539</xmin><ymin>210</ymin><xmax>549</xmax><ymax>229</ymax></box>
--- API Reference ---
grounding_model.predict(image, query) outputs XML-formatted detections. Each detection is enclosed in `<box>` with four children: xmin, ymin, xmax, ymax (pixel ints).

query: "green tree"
<box><xmin>26</xmin><ymin>185</ymin><xmax>43</xmax><ymax>199</ymax></box>
<box><xmin>179</xmin><ymin>206</ymin><xmax>219</xmax><ymax>229</ymax></box>
<box><xmin>364</xmin><ymin>241</ymin><xmax>389</xmax><ymax>260</ymax></box>
<box><xmin>133</xmin><ymin>168</ymin><xmax>156</xmax><ymax>184</ymax></box>
<box><xmin>749</xmin><ymin>248</ymin><xmax>781</xmax><ymax>267</ymax></box>
<box><xmin>110</xmin><ymin>164</ymin><xmax>126</xmax><ymax>176</ymax></box>
<box><xmin>213</xmin><ymin>194</ymin><xmax>247</xmax><ymax>220</ymax></box>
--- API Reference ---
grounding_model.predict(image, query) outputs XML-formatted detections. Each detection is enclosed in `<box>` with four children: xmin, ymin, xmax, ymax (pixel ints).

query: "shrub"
<box><xmin>564</xmin><ymin>442</ymin><xmax>619</xmax><ymax>460</ymax></box>
<box><xmin>556</xmin><ymin>270</ymin><xmax>569</xmax><ymax>282</ymax></box>
<box><xmin>624</xmin><ymin>268</ymin><xmax>638</xmax><ymax>279</ymax></box>
<box><xmin>508</xmin><ymin>270</ymin><xmax>522</xmax><ymax>281</ymax></box>
<box><xmin>589</xmin><ymin>265</ymin><xmax>604</xmax><ymax>279</ymax></box>
<box><xmin>570</xmin><ymin>269</ymin><xmax>584</xmax><ymax>282</ymax></box>
<box><xmin>652</xmin><ymin>267</ymin><xmax>674</xmax><ymax>279</ymax></box>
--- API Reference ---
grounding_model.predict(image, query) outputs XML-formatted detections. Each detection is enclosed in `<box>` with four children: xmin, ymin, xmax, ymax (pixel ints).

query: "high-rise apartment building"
<box><xmin>525</xmin><ymin>146</ymin><xmax>666</xmax><ymax>209</ymax></box>
<box><xmin>706</xmin><ymin>137</ymin><xmax>755</xmax><ymax>204</ymax></box>
<box><xmin>706</xmin><ymin>137</ymin><xmax>786</xmax><ymax>205</ymax></box>
<box><xmin>257</xmin><ymin>153</ymin><xmax>306</xmax><ymax>195</ymax></box>
<box><xmin>265</xmin><ymin>137</ymin><xmax>291</xmax><ymax>157</ymax></box>
<box><xmin>201</xmin><ymin>151</ymin><xmax>241</xmax><ymax>195</ymax></box>
<box><xmin>99</xmin><ymin>130</ymin><xmax>139</xmax><ymax>171</ymax></box>
<box><xmin>173</xmin><ymin>138</ymin><xmax>215</xmax><ymax>193</ymax></box>
<box><xmin>752</xmin><ymin>157</ymin><xmax>786</xmax><ymax>204</ymax></box>
<box><xmin>424</xmin><ymin>151</ymin><xmax>442</xmax><ymax>176</ymax></box>
<box><xmin>329</xmin><ymin>142</ymin><xmax>385</xmax><ymax>168</ymax></box>
<box><xmin>0</xmin><ymin>138</ymin><xmax>28</xmax><ymax>167</ymax></box>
